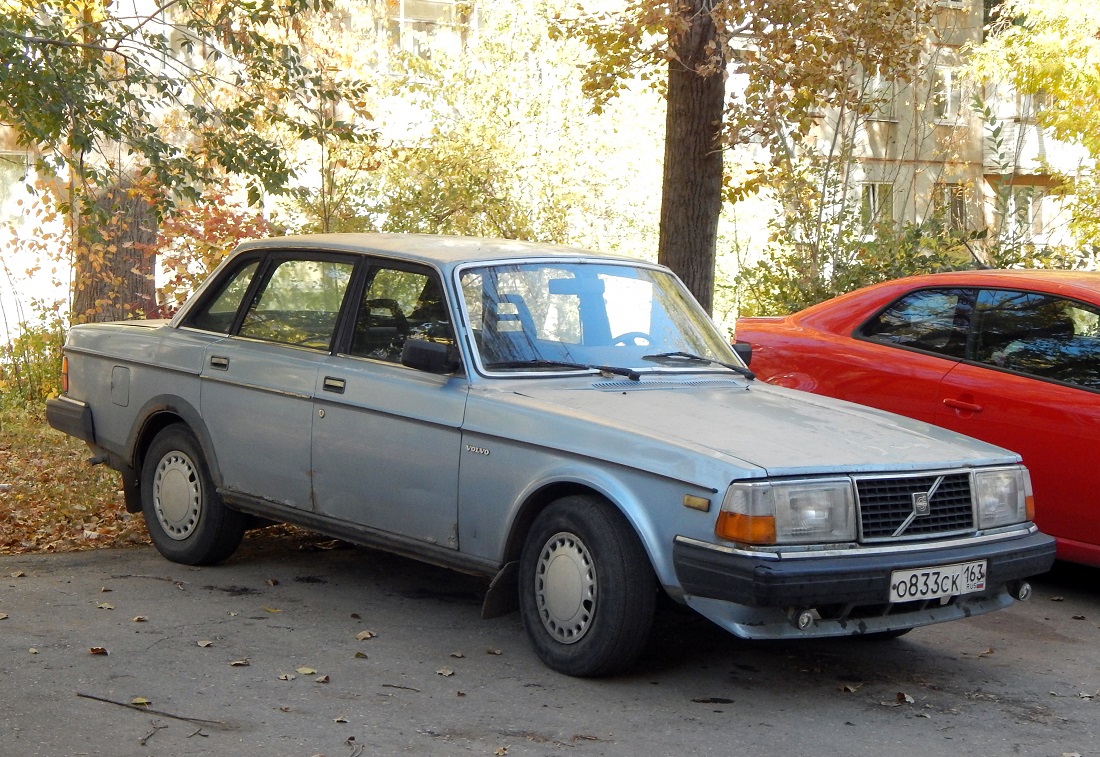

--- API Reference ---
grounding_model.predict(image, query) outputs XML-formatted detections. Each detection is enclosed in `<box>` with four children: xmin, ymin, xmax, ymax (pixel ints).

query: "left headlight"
<box><xmin>716</xmin><ymin>479</ymin><xmax>856</xmax><ymax>545</ymax></box>
<box><xmin>974</xmin><ymin>466</ymin><xmax>1033</xmax><ymax>529</ymax></box>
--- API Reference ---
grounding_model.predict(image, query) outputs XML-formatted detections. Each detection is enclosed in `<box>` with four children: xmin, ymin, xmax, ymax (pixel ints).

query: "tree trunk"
<box><xmin>658</xmin><ymin>1</ymin><xmax>726</xmax><ymax>315</ymax></box>
<box><xmin>71</xmin><ymin>184</ymin><xmax>158</xmax><ymax>323</ymax></box>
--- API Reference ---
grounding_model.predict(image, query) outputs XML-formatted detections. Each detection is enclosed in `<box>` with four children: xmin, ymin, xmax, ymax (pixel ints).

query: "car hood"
<box><xmin>484</xmin><ymin>376</ymin><xmax>1016</xmax><ymax>478</ymax></box>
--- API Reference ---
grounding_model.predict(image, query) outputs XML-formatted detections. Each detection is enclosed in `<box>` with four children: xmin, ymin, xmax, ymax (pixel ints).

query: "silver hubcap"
<box><xmin>534</xmin><ymin>531</ymin><xmax>596</xmax><ymax>644</ymax></box>
<box><xmin>152</xmin><ymin>451</ymin><xmax>202</xmax><ymax>540</ymax></box>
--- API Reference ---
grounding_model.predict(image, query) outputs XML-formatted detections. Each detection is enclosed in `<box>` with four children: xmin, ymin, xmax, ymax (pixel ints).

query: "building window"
<box><xmin>1015</xmin><ymin>90</ymin><xmax>1047</xmax><ymax>122</ymax></box>
<box><xmin>1005</xmin><ymin>186</ymin><xmax>1043</xmax><ymax>239</ymax></box>
<box><xmin>931</xmin><ymin>67</ymin><xmax>963</xmax><ymax>122</ymax></box>
<box><xmin>861</xmin><ymin>183</ymin><xmax>895</xmax><ymax>228</ymax></box>
<box><xmin>933</xmin><ymin>182</ymin><xmax>968</xmax><ymax>230</ymax></box>
<box><xmin>386</xmin><ymin>0</ymin><xmax>470</xmax><ymax>60</ymax></box>
<box><xmin>861</xmin><ymin>69</ymin><xmax>896</xmax><ymax>120</ymax></box>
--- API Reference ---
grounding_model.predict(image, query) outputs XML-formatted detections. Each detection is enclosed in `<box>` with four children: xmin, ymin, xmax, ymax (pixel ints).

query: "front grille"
<box><xmin>856</xmin><ymin>472</ymin><xmax>974</xmax><ymax>542</ymax></box>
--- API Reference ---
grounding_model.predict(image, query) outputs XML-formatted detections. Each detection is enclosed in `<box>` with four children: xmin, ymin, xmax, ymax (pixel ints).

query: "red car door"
<box><xmin>933</xmin><ymin>287</ymin><xmax>1100</xmax><ymax>565</ymax></box>
<box><xmin>935</xmin><ymin>362</ymin><xmax>1100</xmax><ymax>564</ymax></box>
<box><xmin>827</xmin><ymin>287</ymin><xmax>975</xmax><ymax>424</ymax></box>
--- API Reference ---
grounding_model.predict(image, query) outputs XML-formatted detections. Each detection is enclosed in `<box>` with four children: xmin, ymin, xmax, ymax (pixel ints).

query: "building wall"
<box><xmin>814</xmin><ymin>0</ymin><xmax>1087</xmax><ymax>254</ymax></box>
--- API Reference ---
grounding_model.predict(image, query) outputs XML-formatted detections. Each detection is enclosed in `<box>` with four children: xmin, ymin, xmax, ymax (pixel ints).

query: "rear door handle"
<box><xmin>210</xmin><ymin>355</ymin><xmax>230</xmax><ymax>370</ymax></box>
<box><xmin>322</xmin><ymin>376</ymin><xmax>346</xmax><ymax>394</ymax></box>
<box><xmin>943</xmin><ymin>398</ymin><xmax>983</xmax><ymax>413</ymax></box>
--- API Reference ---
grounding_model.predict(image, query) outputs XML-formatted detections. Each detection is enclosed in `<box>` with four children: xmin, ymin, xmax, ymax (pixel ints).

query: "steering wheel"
<box><xmin>612</xmin><ymin>331</ymin><xmax>651</xmax><ymax>346</ymax></box>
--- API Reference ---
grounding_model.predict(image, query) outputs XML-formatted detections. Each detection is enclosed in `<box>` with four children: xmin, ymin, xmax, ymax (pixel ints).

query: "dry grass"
<box><xmin>0</xmin><ymin>407</ymin><xmax>150</xmax><ymax>554</ymax></box>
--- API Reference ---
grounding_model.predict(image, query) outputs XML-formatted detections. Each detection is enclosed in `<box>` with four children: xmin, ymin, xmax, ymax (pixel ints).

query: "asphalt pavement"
<box><xmin>2</xmin><ymin>529</ymin><xmax>1098</xmax><ymax>757</ymax></box>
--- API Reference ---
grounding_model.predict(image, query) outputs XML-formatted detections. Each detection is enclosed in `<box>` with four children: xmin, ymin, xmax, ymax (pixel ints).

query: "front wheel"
<box><xmin>140</xmin><ymin>424</ymin><xmax>245</xmax><ymax>565</ymax></box>
<box><xmin>518</xmin><ymin>495</ymin><xmax>656</xmax><ymax>676</ymax></box>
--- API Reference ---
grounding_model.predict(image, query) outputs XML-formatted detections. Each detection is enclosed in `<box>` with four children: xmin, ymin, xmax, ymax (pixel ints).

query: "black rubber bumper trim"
<box><xmin>673</xmin><ymin>531</ymin><xmax>1056</xmax><ymax>608</ymax></box>
<box><xmin>45</xmin><ymin>396</ymin><xmax>96</xmax><ymax>445</ymax></box>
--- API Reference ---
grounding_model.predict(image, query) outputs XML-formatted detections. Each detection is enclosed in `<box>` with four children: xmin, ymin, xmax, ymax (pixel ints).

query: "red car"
<box><xmin>736</xmin><ymin>270</ymin><xmax>1100</xmax><ymax>567</ymax></box>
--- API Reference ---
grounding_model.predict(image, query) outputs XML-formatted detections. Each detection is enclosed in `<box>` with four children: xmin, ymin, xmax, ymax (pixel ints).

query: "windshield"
<box><xmin>458</xmin><ymin>261</ymin><xmax>739</xmax><ymax>375</ymax></box>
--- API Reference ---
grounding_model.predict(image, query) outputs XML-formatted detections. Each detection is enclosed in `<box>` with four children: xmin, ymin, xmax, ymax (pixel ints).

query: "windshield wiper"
<box><xmin>641</xmin><ymin>351</ymin><xmax>755</xmax><ymax>381</ymax></box>
<box><xmin>484</xmin><ymin>359</ymin><xmax>641</xmax><ymax>381</ymax></box>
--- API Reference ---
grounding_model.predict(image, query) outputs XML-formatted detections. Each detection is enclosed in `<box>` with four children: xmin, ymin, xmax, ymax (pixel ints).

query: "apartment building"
<box><xmin>830</xmin><ymin>0</ymin><xmax>1089</xmax><ymax>254</ymax></box>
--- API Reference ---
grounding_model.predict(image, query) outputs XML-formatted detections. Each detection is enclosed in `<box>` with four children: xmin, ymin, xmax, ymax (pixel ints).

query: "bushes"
<box><xmin>0</xmin><ymin>317</ymin><xmax>65</xmax><ymax>412</ymax></box>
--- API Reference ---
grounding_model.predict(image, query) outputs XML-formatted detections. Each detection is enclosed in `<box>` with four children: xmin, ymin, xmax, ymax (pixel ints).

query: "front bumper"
<box><xmin>673</xmin><ymin>528</ymin><xmax>1055</xmax><ymax>609</ymax></box>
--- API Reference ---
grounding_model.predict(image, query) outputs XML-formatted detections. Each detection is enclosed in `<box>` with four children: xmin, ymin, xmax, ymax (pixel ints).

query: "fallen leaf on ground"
<box><xmin>28</xmin><ymin>648</ymin><xmax>37</xmax><ymax>654</ymax></box>
<box><xmin>132</xmin><ymin>616</ymin><xmax>146</xmax><ymax>622</ymax></box>
<box><xmin>437</xmin><ymin>667</ymin><xmax>454</xmax><ymax>677</ymax></box>
<box><xmin>978</xmin><ymin>647</ymin><xmax>995</xmax><ymax>658</ymax></box>
<box><xmin>494</xmin><ymin>749</ymin><xmax>508</xmax><ymax>756</ymax></box>
<box><xmin>839</xmin><ymin>683</ymin><xmax>863</xmax><ymax>694</ymax></box>
<box><xmin>266</xmin><ymin>579</ymin><xmax>279</xmax><ymax>586</ymax></box>
<box><xmin>355</xmin><ymin>630</ymin><xmax>376</xmax><ymax>640</ymax></box>
<box><xmin>96</xmin><ymin>602</ymin><xmax>114</xmax><ymax>610</ymax></box>
<box><xmin>279</xmin><ymin>674</ymin><xmax>296</xmax><ymax>681</ymax></box>
<box><xmin>354</xmin><ymin>652</ymin><xmax>368</xmax><ymax>659</ymax></box>
<box><xmin>131</xmin><ymin>697</ymin><xmax>151</xmax><ymax>706</ymax></box>
<box><xmin>197</xmin><ymin>640</ymin><xmax>213</xmax><ymax>648</ymax></box>
<box><xmin>296</xmin><ymin>667</ymin><xmax>317</xmax><ymax>675</ymax></box>
<box><xmin>896</xmin><ymin>692</ymin><xmax>915</xmax><ymax>704</ymax></box>
<box><xmin>0</xmin><ymin>613</ymin><xmax>8</xmax><ymax>620</ymax></box>
<box><xmin>263</xmin><ymin>606</ymin><xmax>283</xmax><ymax>613</ymax></box>
<box><xmin>1051</xmin><ymin>596</ymin><xmax>1065</xmax><ymax>602</ymax></box>
<box><xmin>11</xmin><ymin>571</ymin><xmax>25</xmax><ymax>578</ymax></box>
<box><xmin>88</xmin><ymin>647</ymin><xmax>109</xmax><ymax>655</ymax></box>
<box><xmin>1072</xmin><ymin>615</ymin><xmax>1086</xmax><ymax>620</ymax></box>
<box><xmin>450</xmin><ymin>651</ymin><xmax>465</xmax><ymax>658</ymax></box>
<box><xmin>486</xmin><ymin>648</ymin><xmax>502</xmax><ymax>655</ymax></box>
<box><xmin>229</xmin><ymin>659</ymin><xmax>250</xmax><ymax>667</ymax></box>
<box><xmin>315</xmin><ymin>675</ymin><xmax>330</xmax><ymax>683</ymax></box>
<box><xmin>333</xmin><ymin>716</ymin><xmax>349</xmax><ymax>723</ymax></box>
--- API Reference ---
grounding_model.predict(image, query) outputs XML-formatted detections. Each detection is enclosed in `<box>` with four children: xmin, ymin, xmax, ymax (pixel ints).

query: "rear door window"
<box><xmin>237</xmin><ymin>258</ymin><xmax>355</xmax><ymax>350</ymax></box>
<box><xmin>973</xmin><ymin>289</ymin><xmax>1100</xmax><ymax>389</ymax></box>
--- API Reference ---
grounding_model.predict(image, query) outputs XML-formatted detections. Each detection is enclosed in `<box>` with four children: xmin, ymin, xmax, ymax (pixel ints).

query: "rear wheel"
<box><xmin>140</xmin><ymin>425</ymin><xmax>244</xmax><ymax>565</ymax></box>
<box><xmin>519</xmin><ymin>495</ymin><xmax>656</xmax><ymax>676</ymax></box>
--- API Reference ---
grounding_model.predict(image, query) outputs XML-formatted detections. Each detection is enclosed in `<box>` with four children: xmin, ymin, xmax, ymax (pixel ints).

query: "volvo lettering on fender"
<box><xmin>465</xmin><ymin>444</ymin><xmax>490</xmax><ymax>456</ymax></box>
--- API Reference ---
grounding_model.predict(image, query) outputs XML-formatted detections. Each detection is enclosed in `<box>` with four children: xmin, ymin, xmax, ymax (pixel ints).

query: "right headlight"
<box><xmin>974</xmin><ymin>466</ymin><xmax>1034</xmax><ymax>529</ymax></box>
<box><xmin>716</xmin><ymin>478</ymin><xmax>856</xmax><ymax>545</ymax></box>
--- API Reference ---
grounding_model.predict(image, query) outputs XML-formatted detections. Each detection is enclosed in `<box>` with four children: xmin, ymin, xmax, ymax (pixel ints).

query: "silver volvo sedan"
<box><xmin>47</xmin><ymin>234</ymin><xmax>1055</xmax><ymax>676</ymax></box>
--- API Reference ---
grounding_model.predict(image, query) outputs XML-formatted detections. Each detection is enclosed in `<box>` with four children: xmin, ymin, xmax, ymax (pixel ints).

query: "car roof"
<box><xmin>233</xmin><ymin>233</ymin><xmax>644</xmax><ymax>269</ymax></box>
<box><xmin>874</xmin><ymin>269</ymin><xmax>1100</xmax><ymax>301</ymax></box>
<box><xmin>888</xmin><ymin>266</ymin><xmax>1100</xmax><ymax>290</ymax></box>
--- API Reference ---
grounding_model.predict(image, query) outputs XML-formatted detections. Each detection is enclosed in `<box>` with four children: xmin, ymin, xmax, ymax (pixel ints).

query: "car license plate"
<box><xmin>889</xmin><ymin>560</ymin><xmax>987</xmax><ymax>602</ymax></box>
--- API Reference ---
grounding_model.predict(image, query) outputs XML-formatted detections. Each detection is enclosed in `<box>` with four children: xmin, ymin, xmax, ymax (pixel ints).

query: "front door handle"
<box><xmin>943</xmin><ymin>397</ymin><xmax>983</xmax><ymax>413</ymax></box>
<box><xmin>210</xmin><ymin>355</ymin><xmax>230</xmax><ymax>370</ymax></box>
<box><xmin>322</xmin><ymin>376</ymin><xmax>346</xmax><ymax>394</ymax></box>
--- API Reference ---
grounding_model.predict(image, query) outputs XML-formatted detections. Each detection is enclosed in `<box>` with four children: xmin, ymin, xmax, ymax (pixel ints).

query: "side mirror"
<box><xmin>732</xmin><ymin>341</ymin><xmax>752</xmax><ymax>366</ymax></box>
<box><xmin>401</xmin><ymin>339</ymin><xmax>459</xmax><ymax>374</ymax></box>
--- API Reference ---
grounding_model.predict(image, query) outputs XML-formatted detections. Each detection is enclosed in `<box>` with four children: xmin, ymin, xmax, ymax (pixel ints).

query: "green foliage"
<box><xmin>0</xmin><ymin>0</ymin><xmax>373</xmax><ymax>210</ymax></box>
<box><xmin>285</xmin><ymin>0</ymin><xmax>664</xmax><ymax>252</ymax></box>
<box><xmin>0</xmin><ymin>312</ymin><xmax>66</xmax><ymax>411</ymax></box>
<box><xmin>971</xmin><ymin>0</ymin><xmax>1100</xmax><ymax>158</ymax></box>
<box><xmin>970</xmin><ymin>1</ymin><xmax>1100</xmax><ymax>258</ymax></box>
<box><xmin>730</xmin><ymin>143</ymin><xmax>976</xmax><ymax>317</ymax></box>
<box><xmin>735</xmin><ymin>222</ymin><xmax>972</xmax><ymax>316</ymax></box>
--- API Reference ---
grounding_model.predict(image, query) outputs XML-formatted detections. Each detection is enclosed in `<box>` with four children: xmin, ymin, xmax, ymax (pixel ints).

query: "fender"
<box><xmin>125</xmin><ymin>394</ymin><xmax>225</xmax><ymax>492</ymax></box>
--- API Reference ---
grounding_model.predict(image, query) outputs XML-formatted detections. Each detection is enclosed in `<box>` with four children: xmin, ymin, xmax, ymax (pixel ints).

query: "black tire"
<box><xmin>140</xmin><ymin>424</ymin><xmax>245</xmax><ymax>566</ymax></box>
<box><xmin>518</xmin><ymin>495</ymin><xmax>656</xmax><ymax>677</ymax></box>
